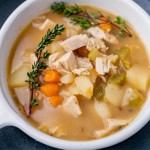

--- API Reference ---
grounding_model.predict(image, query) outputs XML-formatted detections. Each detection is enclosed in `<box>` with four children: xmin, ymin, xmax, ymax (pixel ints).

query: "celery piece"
<box><xmin>122</xmin><ymin>60</ymin><xmax>131</xmax><ymax>69</ymax></box>
<box><xmin>117</xmin><ymin>47</ymin><xmax>130</xmax><ymax>60</ymax></box>
<box><xmin>108</xmin><ymin>73</ymin><xmax>126</xmax><ymax>86</ymax></box>
<box><xmin>88</xmin><ymin>48</ymin><xmax>101</xmax><ymax>61</ymax></box>
<box><xmin>113</xmin><ymin>47</ymin><xmax>131</xmax><ymax>69</ymax></box>
<box><xmin>122</xmin><ymin>88</ymin><xmax>144</xmax><ymax>107</ymax></box>
<box><xmin>93</xmin><ymin>77</ymin><xmax>105</xmax><ymax>101</ymax></box>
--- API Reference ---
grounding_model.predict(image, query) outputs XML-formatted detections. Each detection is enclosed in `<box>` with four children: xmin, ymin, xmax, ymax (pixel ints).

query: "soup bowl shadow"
<box><xmin>0</xmin><ymin>0</ymin><xmax>150</xmax><ymax>149</ymax></box>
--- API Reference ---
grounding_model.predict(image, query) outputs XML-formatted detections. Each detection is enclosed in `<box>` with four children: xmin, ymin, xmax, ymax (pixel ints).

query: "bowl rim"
<box><xmin>0</xmin><ymin>0</ymin><xmax>150</xmax><ymax>149</ymax></box>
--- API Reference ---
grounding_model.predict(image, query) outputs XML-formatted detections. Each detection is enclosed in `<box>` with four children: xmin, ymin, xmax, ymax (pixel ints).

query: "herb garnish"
<box><xmin>25</xmin><ymin>24</ymin><xmax>65</xmax><ymax>116</ymax></box>
<box><xmin>51</xmin><ymin>2</ymin><xmax>132</xmax><ymax>37</ymax></box>
<box><xmin>31</xmin><ymin>99</ymin><xmax>39</xmax><ymax>106</ymax></box>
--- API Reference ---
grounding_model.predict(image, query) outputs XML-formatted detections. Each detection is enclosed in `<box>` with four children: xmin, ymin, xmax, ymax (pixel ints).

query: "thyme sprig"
<box><xmin>25</xmin><ymin>24</ymin><xmax>65</xmax><ymax>116</ymax></box>
<box><xmin>51</xmin><ymin>2</ymin><xmax>132</xmax><ymax>37</ymax></box>
<box><xmin>99</xmin><ymin>16</ymin><xmax>132</xmax><ymax>37</ymax></box>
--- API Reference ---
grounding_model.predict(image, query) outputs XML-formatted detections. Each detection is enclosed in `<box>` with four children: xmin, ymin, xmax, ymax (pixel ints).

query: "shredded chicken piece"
<box><xmin>33</xmin><ymin>18</ymin><xmax>56</xmax><ymax>30</ymax></box>
<box><xmin>32</xmin><ymin>16</ymin><xmax>46</xmax><ymax>29</ymax></box>
<box><xmin>76</xmin><ymin>57</ymin><xmax>93</xmax><ymax>69</ymax></box>
<box><xmin>87</xmin><ymin>27</ymin><xmax>107</xmax><ymax>40</ymax></box>
<box><xmin>14</xmin><ymin>87</ymin><xmax>31</xmax><ymax>116</ymax></box>
<box><xmin>72</xmin><ymin>68</ymin><xmax>90</xmax><ymax>75</ymax></box>
<box><xmin>58</xmin><ymin>52</ymin><xmax>78</xmax><ymax>71</ymax></box>
<box><xmin>39</xmin><ymin>19</ymin><xmax>56</xmax><ymax>30</ymax></box>
<box><xmin>48</xmin><ymin>52</ymin><xmax>78</xmax><ymax>75</ymax></box>
<box><xmin>94</xmin><ymin>119</ymin><xmax>129</xmax><ymax>138</ymax></box>
<box><xmin>50</xmin><ymin>61</ymin><xmax>69</xmax><ymax>74</ymax></box>
<box><xmin>96</xmin><ymin>57</ymin><xmax>117</xmax><ymax>75</ymax></box>
<box><xmin>86</xmin><ymin>37</ymin><xmax>108</xmax><ymax>53</ymax></box>
<box><xmin>86</xmin><ymin>27</ymin><xmax>119</xmax><ymax>45</ymax></box>
<box><xmin>48</xmin><ymin>52</ymin><xmax>63</xmax><ymax>63</ymax></box>
<box><xmin>96</xmin><ymin>57</ymin><xmax>110</xmax><ymax>75</ymax></box>
<box><xmin>62</xmin><ymin>96</ymin><xmax>82</xmax><ymax>118</ymax></box>
<box><xmin>60</xmin><ymin>34</ymin><xmax>89</xmax><ymax>52</ymax></box>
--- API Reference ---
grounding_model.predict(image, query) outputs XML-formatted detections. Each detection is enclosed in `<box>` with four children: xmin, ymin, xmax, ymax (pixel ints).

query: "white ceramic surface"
<box><xmin>0</xmin><ymin>0</ymin><xmax>150</xmax><ymax>149</ymax></box>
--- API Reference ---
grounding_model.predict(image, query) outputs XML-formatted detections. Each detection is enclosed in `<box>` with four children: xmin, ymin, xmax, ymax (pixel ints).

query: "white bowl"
<box><xmin>0</xmin><ymin>0</ymin><xmax>150</xmax><ymax>149</ymax></box>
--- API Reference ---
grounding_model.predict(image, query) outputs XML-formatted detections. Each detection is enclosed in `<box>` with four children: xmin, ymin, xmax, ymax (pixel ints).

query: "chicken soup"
<box><xmin>8</xmin><ymin>2</ymin><xmax>150</xmax><ymax>141</ymax></box>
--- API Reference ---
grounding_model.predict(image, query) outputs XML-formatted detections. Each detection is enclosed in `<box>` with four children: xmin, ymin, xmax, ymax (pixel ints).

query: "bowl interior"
<box><xmin>0</xmin><ymin>0</ymin><xmax>150</xmax><ymax>149</ymax></box>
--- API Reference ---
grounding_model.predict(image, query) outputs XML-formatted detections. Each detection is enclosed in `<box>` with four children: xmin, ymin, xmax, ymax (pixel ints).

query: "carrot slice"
<box><xmin>100</xmin><ymin>23</ymin><xmax>112</xmax><ymax>32</ymax></box>
<box><xmin>43</xmin><ymin>70</ymin><xmax>61</xmax><ymax>83</ymax></box>
<box><xmin>40</xmin><ymin>84</ymin><xmax>59</xmax><ymax>97</ymax></box>
<box><xmin>49</xmin><ymin>95</ymin><xmax>63</xmax><ymax>107</ymax></box>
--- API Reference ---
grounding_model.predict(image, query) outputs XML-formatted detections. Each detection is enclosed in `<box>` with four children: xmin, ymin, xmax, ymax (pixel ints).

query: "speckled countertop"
<box><xmin>0</xmin><ymin>0</ymin><xmax>150</xmax><ymax>150</ymax></box>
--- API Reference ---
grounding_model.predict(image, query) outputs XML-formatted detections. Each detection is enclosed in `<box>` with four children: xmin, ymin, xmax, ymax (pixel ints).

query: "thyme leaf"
<box><xmin>31</xmin><ymin>99</ymin><xmax>39</xmax><ymax>106</ymax></box>
<box><xmin>71</xmin><ymin>17</ymin><xmax>92</xmax><ymax>29</ymax></box>
<box><xmin>63</xmin><ymin>4</ymin><xmax>83</xmax><ymax>17</ymax></box>
<box><xmin>51</xmin><ymin>2</ymin><xmax>65</xmax><ymax>14</ymax></box>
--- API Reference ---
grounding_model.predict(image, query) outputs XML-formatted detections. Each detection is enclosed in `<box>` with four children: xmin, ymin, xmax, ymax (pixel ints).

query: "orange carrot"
<box><xmin>43</xmin><ymin>70</ymin><xmax>61</xmax><ymax>83</ymax></box>
<box><xmin>100</xmin><ymin>23</ymin><xmax>112</xmax><ymax>32</ymax></box>
<box><xmin>49</xmin><ymin>95</ymin><xmax>63</xmax><ymax>107</ymax></box>
<box><xmin>40</xmin><ymin>84</ymin><xmax>59</xmax><ymax>97</ymax></box>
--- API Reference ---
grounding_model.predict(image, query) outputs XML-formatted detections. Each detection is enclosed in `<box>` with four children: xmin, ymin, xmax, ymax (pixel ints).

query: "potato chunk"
<box><xmin>60</xmin><ymin>73</ymin><xmax>75</xmax><ymax>84</ymax></box>
<box><xmin>75</xmin><ymin>76</ymin><xmax>93</xmax><ymax>99</ymax></box>
<box><xmin>122</xmin><ymin>88</ymin><xmax>144</xmax><ymax>107</ymax></box>
<box><xmin>68</xmin><ymin>82</ymin><xmax>79</xmax><ymax>95</ymax></box>
<box><xmin>126</xmin><ymin>65</ymin><xmax>150</xmax><ymax>92</ymax></box>
<box><xmin>105</xmin><ymin>84</ymin><xmax>125</xmax><ymax>106</ymax></box>
<box><xmin>9</xmin><ymin>65</ymin><xmax>31</xmax><ymax>87</ymax></box>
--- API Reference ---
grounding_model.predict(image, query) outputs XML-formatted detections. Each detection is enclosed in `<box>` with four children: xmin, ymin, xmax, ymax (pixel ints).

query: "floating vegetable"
<box><xmin>9</xmin><ymin>65</ymin><xmax>31</xmax><ymax>87</ymax></box>
<box><xmin>43</xmin><ymin>70</ymin><xmax>61</xmax><ymax>83</ymax></box>
<box><xmin>40</xmin><ymin>84</ymin><xmax>60</xmax><ymax>97</ymax></box>
<box><xmin>122</xmin><ymin>88</ymin><xmax>144</xmax><ymax>107</ymax></box>
<box><xmin>93</xmin><ymin>77</ymin><xmax>105</xmax><ymax>101</ymax></box>
<box><xmin>88</xmin><ymin>48</ymin><xmax>101</xmax><ymax>61</ymax></box>
<box><xmin>49</xmin><ymin>95</ymin><xmax>63</xmax><ymax>107</ymax></box>
<box><xmin>108</xmin><ymin>73</ymin><xmax>126</xmax><ymax>86</ymax></box>
<box><xmin>126</xmin><ymin>65</ymin><xmax>150</xmax><ymax>92</ymax></box>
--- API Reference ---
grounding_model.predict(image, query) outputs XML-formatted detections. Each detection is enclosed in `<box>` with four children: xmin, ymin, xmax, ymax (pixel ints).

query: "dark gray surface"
<box><xmin>0</xmin><ymin>0</ymin><xmax>150</xmax><ymax>149</ymax></box>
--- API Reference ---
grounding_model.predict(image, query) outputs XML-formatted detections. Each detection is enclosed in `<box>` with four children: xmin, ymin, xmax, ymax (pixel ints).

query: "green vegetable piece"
<box><xmin>93</xmin><ymin>77</ymin><xmax>105</xmax><ymax>101</ymax></box>
<box><xmin>113</xmin><ymin>47</ymin><xmax>131</xmax><ymax>69</ymax></box>
<box><xmin>71</xmin><ymin>17</ymin><xmax>92</xmax><ymax>29</ymax></box>
<box><xmin>117</xmin><ymin>47</ymin><xmax>130</xmax><ymax>60</ymax></box>
<box><xmin>108</xmin><ymin>73</ymin><xmax>126</xmax><ymax>86</ymax></box>
<box><xmin>122</xmin><ymin>60</ymin><xmax>131</xmax><ymax>69</ymax></box>
<box><xmin>118</xmin><ymin>29</ymin><xmax>125</xmax><ymax>37</ymax></box>
<box><xmin>51</xmin><ymin>2</ymin><xmax>66</xmax><ymax>14</ymax></box>
<box><xmin>115</xmin><ymin>16</ymin><xmax>123</xmax><ymax>24</ymax></box>
<box><xmin>91</xmin><ymin>12</ymin><xmax>102</xmax><ymax>19</ymax></box>
<box><xmin>31</xmin><ymin>99</ymin><xmax>39</xmax><ymax>106</ymax></box>
<box><xmin>88</xmin><ymin>48</ymin><xmax>101</xmax><ymax>61</ymax></box>
<box><xmin>63</xmin><ymin>4</ymin><xmax>83</xmax><ymax>17</ymax></box>
<box><xmin>122</xmin><ymin>88</ymin><xmax>144</xmax><ymax>107</ymax></box>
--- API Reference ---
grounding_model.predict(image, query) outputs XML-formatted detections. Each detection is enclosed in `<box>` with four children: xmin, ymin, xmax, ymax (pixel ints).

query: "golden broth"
<box><xmin>7</xmin><ymin>5</ymin><xmax>149</xmax><ymax>141</ymax></box>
